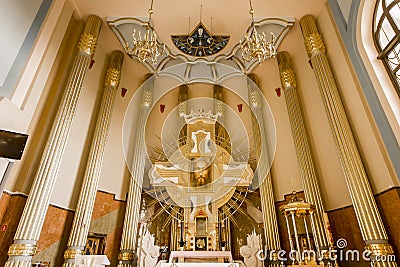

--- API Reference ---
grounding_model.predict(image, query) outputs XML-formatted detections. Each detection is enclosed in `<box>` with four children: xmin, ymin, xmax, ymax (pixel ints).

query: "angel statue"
<box><xmin>239</xmin><ymin>229</ymin><xmax>263</xmax><ymax>267</ymax></box>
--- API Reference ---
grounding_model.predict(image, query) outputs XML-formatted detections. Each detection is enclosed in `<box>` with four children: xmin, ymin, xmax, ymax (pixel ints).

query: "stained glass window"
<box><xmin>373</xmin><ymin>0</ymin><xmax>400</xmax><ymax>97</ymax></box>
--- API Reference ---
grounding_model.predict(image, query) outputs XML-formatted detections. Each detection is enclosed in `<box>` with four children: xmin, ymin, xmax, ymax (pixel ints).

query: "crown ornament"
<box><xmin>181</xmin><ymin>109</ymin><xmax>220</xmax><ymax>124</ymax></box>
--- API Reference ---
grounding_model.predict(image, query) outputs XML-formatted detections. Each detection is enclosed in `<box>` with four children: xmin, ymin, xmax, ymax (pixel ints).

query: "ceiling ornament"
<box><xmin>124</xmin><ymin>0</ymin><xmax>165</xmax><ymax>65</ymax></box>
<box><xmin>108</xmin><ymin>16</ymin><xmax>294</xmax><ymax>80</ymax></box>
<box><xmin>240</xmin><ymin>0</ymin><xmax>277</xmax><ymax>63</ymax></box>
<box><xmin>171</xmin><ymin>21</ymin><xmax>230</xmax><ymax>57</ymax></box>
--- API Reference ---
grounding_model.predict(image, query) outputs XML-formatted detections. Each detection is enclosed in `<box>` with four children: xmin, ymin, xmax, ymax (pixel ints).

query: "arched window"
<box><xmin>373</xmin><ymin>0</ymin><xmax>400</xmax><ymax>97</ymax></box>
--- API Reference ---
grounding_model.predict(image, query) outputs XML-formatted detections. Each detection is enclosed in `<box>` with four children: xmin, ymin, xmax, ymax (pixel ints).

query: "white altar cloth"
<box><xmin>75</xmin><ymin>255</ymin><xmax>110</xmax><ymax>267</ymax></box>
<box><xmin>168</xmin><ymin>251</ymin><xmax>233</xmax><ymax>263</ymax></box>
<box><xmin>161</xmin><ymin>263</ymin><xmax>239</xmax><ymax>267</ymax></box>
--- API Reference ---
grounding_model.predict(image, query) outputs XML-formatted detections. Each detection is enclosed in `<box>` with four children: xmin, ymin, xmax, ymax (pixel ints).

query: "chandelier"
<box><xmin>125</xmin><ymin>0</ymin><xmax>165</xmax><ymax>65</ymax></box>
<box><xmin>240</xmin><ymin>0</ymin><xmax>277</xmax><ymax>63</ymax></box>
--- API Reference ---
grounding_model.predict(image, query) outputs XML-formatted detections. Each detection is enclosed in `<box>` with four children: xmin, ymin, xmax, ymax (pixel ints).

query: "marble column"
<box><xmin>63</xmin><ymin>50</ymin><xmax>124</xmax><ymax>266</ymax></box>
<box><xmin>300</xmin><ymin>15</ymin><xmax>396</xmax><ymax>266</ymax></box>
<box><xmin>117</xmin><ymin>75</ymin><xmax>154</xmax><ymax>267</ymax></box>
<box><xmin>247</xmin><ymin>74</ymin><xmax>281</xmax><ymax>265</ymax></box>
<box><xmin>5</xmin><ymin>15</ymin><xmax>102</xmax><ymax>267</ymax></box>
<box><xmin>277</xmin><ymin>51</ymin><xmax>330</xmax><ymax>254</ymax></box>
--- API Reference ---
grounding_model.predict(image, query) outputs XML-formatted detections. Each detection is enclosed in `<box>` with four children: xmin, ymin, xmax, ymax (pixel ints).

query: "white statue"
<box><xmin>75</xmin><ymin>255</ymin><xmax>110</xmax><ymax>267</ymax></box>
<box><xmin>239</xmin><ymin>229</ymin><xmax>263</xmax><ymax>267</ymax></box>
<box><xmin>139</xmin><ymin>230</ymin><xmax>160</xmax><ymax>267</ymax></box>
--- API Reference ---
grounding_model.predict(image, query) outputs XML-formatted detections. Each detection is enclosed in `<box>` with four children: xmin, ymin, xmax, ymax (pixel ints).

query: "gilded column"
<box><xmin>247</xmin><ymin>74</ymin><xmax>281</xmax><ymax>265</ymax></box>
<box><xmin>63</xmin><ymin>51</ymin><xmax>124</xmax><ymax>266</ymax></box>
<box><xmin>117</xmin><ymin>75</ymin><xmax>154</xmax><ymax>267</ymax></box>
<box><xmin>300</xmin><ymin>15</ymin><xmax>396</xmax><ymax>266</ymax></box>
<box><xmin>277</xmin><ymin>51</ymin><xmax>330</xmax><ymax>254</ymax></box>
<box><xmin>214</xmin><ymin>84</ymin><xmax>224</xmax><ymax>117</ymax></box>
<box><xmin>178</xmin><ymin>84</ymin><xmax>188</xmax><ymax>140</ymax></box>
<box><xmin>214</xmin><ymin>85</ymin><xmax>230</xmax><ymax>153</ymax></box>
<box><xmin>5</xmin><ymin>15</ymin><xmax>102</xmax><ymax>267</ymax></box>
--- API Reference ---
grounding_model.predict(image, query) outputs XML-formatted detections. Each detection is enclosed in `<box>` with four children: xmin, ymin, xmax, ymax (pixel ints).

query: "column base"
<box><xmin>5</xmin><ymin>242</ymin><xmax>37</xmax><ymax>267</ymax></box>
<box><xmin>117</xmin><ymin>251</ymin><xmax>136</xmax><ymax>267</ymax></box>
<box><xmin>63</xmin><ymin>247</ymin><xmax>84</xmax><ymax>266</ymax></box>
<box><xmin>5</xmin><ymin>257</ymin><xmax>33</xmax><ymax>267</ymax></box>
<box><xmin>365</xmin><ymin>243</ymin><xmax>397</xmax><ymax>267</ymax></box>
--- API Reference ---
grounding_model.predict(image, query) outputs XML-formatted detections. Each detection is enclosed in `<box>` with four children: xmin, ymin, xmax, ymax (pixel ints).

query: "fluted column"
<box><xmin>5</xmin><ymin>15</ymin><xmax>102</xmax><ymax>267</ymax></box>
<box><xmin>62</xmin><ymin>51</ymin><xmax>124</xmax><ymax>266</ymax></box>
<box><xmin>214</xmin><ymin>85</ymin><xmax>230</xmax><ymax>153</ymax></box>
<box><xmin>300</xmin><ymin>15</ymin><xmax>396</xmax><ymax>266</ymax></box>
<box><xmin>178</xmin><ymin>84</ymin><xmax>188</xmax><ymax>140</ymax></box>
<box><xmin>214</xmin><ymin>84</ymin><xmax>224</xmax><ymax>116</ymax></box>
<box><xmin>117</xmin><ymin>76</ymin><xmax>154</xmax><ymax>267</ymax></box>
<box><xmin>247</xmin><ymin>74</ymin><xmax>281</xmax><ymax>265</ymax></box>
<box><xmin>277</xmin><ymin>51</ymin><xmax>330</xmax><ymax>253</ymax></box>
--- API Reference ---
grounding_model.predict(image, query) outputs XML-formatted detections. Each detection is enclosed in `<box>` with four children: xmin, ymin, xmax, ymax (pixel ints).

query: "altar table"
<box><xmin>161</xmin><ymin>263</ymin><xmax>239</xmax><ymax>267</ymax></box>
<box><xmin>168</xmin><ymin>251</ymin><xmax>234</xmax><ymax>263</ymax></box>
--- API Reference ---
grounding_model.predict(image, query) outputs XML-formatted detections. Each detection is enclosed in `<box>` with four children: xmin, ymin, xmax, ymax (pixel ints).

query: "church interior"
<box><xmin>0</xmin><ymin>0</ymin><xmax>400</xmax><ymax>266</ymax></box>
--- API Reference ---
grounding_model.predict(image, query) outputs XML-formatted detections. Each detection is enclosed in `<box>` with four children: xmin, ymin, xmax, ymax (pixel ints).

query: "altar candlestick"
<box><xmin>180</xmin><ymin>220</ymin><xmax>184</xmax><ymax>242</ymax></box>
<box><xmin>218</xmin><ymin>222</ymin><xmax>222</xmax><ymax>241</ymax></box>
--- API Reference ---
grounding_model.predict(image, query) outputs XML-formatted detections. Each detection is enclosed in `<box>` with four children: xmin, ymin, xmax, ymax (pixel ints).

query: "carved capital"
<box><xmin>300</xmin><ymin>15</ymin><xmax>326</xmax><ymax>58</ymax></box>
<box><xmin>78</xmin><ymin>15</ymin><xmax>102</xmax><ymax>56</ymax></box>
<box><xmin>105</xmin><ymin>68</ymin><xmax>122</xmax><ymax>88</ymax></box>
<box><xmin>281</xmin><ymin>69</ymin><xmax>297</xmax><ymax>88</ymax></box>
<box><xmin>304</xmin><ymin>33</ymin><xmax>325</xmax><ymax>57</ymax></box>
<box><xmin>8</xmin><ymin>243</ymin><xmax>37</xmax><ymax>256</ymax></box>
<box><xmin>104</xmin><ymin>51</ymin><xmax>124</xmax><ymax>88</ymax></box>
<box><xmin>277</xmin><ymin>51</ymin><xmax>297</xmax><ymax>88</ymax></box>
<box><xmin>142</xmin><ymin>89</ymin><xmax>153</xmax><ymax>107</ymax></box>
<box><xmin>249</xmin><ymin>90</ymin><xmax>260</xmax><ymax>108</ymax></box>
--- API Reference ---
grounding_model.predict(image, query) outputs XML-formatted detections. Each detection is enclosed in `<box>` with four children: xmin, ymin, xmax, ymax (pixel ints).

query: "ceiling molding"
<box><xmin>107</xmin><ymin>16</ymin><xmax>295</xmax><ymax>82</ymax></box>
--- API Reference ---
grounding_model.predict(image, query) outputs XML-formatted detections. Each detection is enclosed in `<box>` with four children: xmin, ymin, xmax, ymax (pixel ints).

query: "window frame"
<box><xmin>373</xmin><ymin>0</ymin><xmax>400</xmax><ymax>97</ymax></box>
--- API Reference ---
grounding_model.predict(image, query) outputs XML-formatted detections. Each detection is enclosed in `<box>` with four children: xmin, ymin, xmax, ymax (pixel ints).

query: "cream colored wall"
<box><xmin>252</xmin><ymin>14</ymin><xmax>351</xmax><ymax>210</ymax></box>
<box><xmin>99</xmin><ymin>64</ymin><xmax>148</xmax><ymax>201</ymax></box>
<box><xmin>318</xmin><ymin>4</ymin><xmax>398</xmax><ymax>192</ymax></box>
<box><xmin>357</xmin><ymin>0</ymin><xmax>400</xmax><ymax>154</ymax></box>
<box><xmin>0</xmin><ymin>0</ymin><xmax>42</xmax><ymax>87</ymax></box>
<box><xmin>3</xmin><ymin>0</ymin><xmax>75</xmax><ymax>193</ymax></box>
<box><xmin>251</xmin><ymin>3</ymin><xmax>399</xmax><ymax>210</ymax></box>
<box><xmin>49</xmin><ymin>33</ymin><xmax>108</xmax><ymax>209</ymax></box>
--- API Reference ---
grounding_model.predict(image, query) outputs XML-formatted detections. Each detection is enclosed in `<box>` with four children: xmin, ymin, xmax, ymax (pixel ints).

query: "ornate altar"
<box><xmin>149</xmin><ymin>110</ymin><xmax>253</xmax><ymax>252</ymax></box>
